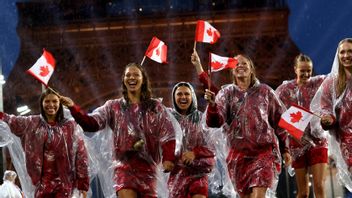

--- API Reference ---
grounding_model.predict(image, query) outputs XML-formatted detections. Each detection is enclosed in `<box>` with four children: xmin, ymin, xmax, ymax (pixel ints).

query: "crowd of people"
<box><xmin>0</xmin><ymin>38</ymin><xmax>351</xmax><ymax>198</ymax></box>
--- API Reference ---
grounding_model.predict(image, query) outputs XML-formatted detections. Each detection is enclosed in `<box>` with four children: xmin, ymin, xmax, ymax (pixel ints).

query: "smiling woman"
<box><xmin>60</xmin><ymin>62</ymin><xmax>179</xmax><ymax>198</ymax></box>
<box><xmin>0</xmin><ymin>89</ymin><xmax>90</xmax><ymax>197</ymax></box>
<box><xmin>204</xmin><ymin>54</ymin><xmax>291</xmax><ymax>198</ymax></box>
<box><xmin>167</xmin><ymin>81</ymin><xmax>215</xmax><ymax>198</ymax></box>
<box><xmin>275</xmin><ymin>54</ymin><xmax>328</xmax><ymax>198</ymax></box>
<box><xmin>174</xmin><ymin>84</ymin><xmax>193</xmax><ymax>115</ymax></box>
<box><xmin>122</xmin><ymin>63</ymin><xmax>149</xmax><ymax>104</ymax></box>
<box><xmin>311</xmin><ymin>38</ymin><xmax>352</xmax><ymax>192</ymax></box>
<box><xmin>41</xmin><ymin>92</ymin><xmax>61</xmax><ymax>122</ymax></box>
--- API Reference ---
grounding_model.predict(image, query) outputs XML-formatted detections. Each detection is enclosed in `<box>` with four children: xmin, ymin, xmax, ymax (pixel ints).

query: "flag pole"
<box><xmin>193</xmin><ymin>41</ymin><xmax>197</xmax><ymax>50</ymax></box>
<box><xmin>208</xmin><ymin>52</ymin><xmax>212</xmax><ymax>90</ymax></box>
<box><xmin>312</xmin><ymin>112</ymin><xmax>322</xmax><ymax>119</ymax></box>
<box><xmin>42</xmin><ymin>83</ymin><xmax>60</xmax><ymax>96</ymax></box>
<box><xmin>48</xmin><ymin>86</ymin><xmax>60</xmax><ymax>96</ymax></box>
<box><xmin>292</xmin><ymin>103</ymin><xmax>322</xmax><ymax>119</ymax></box>
<box><xmin>140</xmin><ymin>56</ymin><xmax>146</xmax><ymax>66</ymax></box>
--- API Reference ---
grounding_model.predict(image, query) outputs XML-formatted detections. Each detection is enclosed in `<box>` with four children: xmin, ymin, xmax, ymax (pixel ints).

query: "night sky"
<box><xmin>1</xmin><ymin>0</ymin><xmax>352</xmax><ymax>78</ymax></box>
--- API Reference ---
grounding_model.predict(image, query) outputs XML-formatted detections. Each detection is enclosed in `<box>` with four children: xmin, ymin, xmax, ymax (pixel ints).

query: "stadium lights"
<box><xmin>17</xmin><ymin>105</ymin><xmax>31</xmax><ymax>115</ymax></box>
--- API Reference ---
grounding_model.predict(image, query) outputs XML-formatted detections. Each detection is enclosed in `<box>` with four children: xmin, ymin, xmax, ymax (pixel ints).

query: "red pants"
<box><xmin>168</xmin><ymin>169</ymin><xmax>208</xmax><ymax>198</ymax></box>
<box><xmin>114</xmin><ymin>159</ymin><xmax>157</xmax><ymax>197</ymax></box>
<box><xmin>292</xmin><ymin>147</ymin><xmax>328</xmax><ymax>169</ymax></box>
<box><xmin>227</xmin><ymin>149</ymin><xmax>277</xmax><ymax>196</ymax></box>
<box><xmin>35</xmin><ymin>183</ymin><xmax>71</xmax><ymax>198</ymax></box>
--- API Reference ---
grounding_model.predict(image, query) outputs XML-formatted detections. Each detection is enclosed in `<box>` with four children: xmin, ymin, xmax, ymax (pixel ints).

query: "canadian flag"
<box><xmin>210</xmin><ymin>53</ymin><xmax>237</xmax><ymax>72</ymax></box>
<box><xmin>27</xmin><ymin>49</ymin><xmax>56</xmax><ymax>87</ymax></box>
<box><xmin>145</xmin><ymin>37</ymin><xmax>167</xmax><ymax>64</ymax></box>
<box><xmin>278</xmin><ymin>104</ymin><xmax>314</xmax><ymax>140</ymax></box>
<box><xmin>195</xmin><ymin>20</ymin><xmax>221</xmax><ymax>44</ymax></box>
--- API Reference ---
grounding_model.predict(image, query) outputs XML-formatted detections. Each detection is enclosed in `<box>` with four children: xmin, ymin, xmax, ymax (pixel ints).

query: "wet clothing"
<box><xmin>319</xmin><ymin>75</ymin><xmax>352</xmax><ymax>166</ymax></box>
<box><xmin>292</xmin><ymin>147</ymin><xmax>328</xmax><ymax>169</ymax></box>
<box><xmin>0</xmin><ymin>113</ymin><xmax>89</xmax><ymax>198</ymax></box>
<box><xmin>276</xmin><ymin>75</ymin><xmax>328</xmax><ymax>163</ymax></box>
<box><xmin>69</xmin><ymin>98</ymin><xmax>176</xmax><ymax>197</ymax></box>
<box><xmin>168</xmin><ymin>82</ymin><xmax>215</xmax><ymax>198</ymax></box>
<box><xmin>206</xmin><ymin>81</ymin><xmax>288</xmax><ymax>195</ymax></box>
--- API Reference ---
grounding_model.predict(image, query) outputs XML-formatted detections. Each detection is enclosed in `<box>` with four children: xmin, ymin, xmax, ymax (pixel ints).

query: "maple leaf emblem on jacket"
<box><xmin>39</xmin><ymin>65</ymin><xmax>50</xmax><ymax>77</ymax></box>
<box><xmin>290</xmin><ymin>111</ymin><xmax>303</xmax><ymax>123</ymax></box>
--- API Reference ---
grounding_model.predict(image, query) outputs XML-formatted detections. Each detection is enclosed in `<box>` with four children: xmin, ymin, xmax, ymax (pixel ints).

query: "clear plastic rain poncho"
<box><xmin>198</xmin><ymin>74</ymin><xmax>239</xmax><ymax>197</ymax></box>
<box><xmin>0</xmin><ymin>112</ymin><xmax>90</xmax><ymax>198</ymax></box>
<box><xmin>205</xmin><ymin>121</ymin><xmax>238</xmax><ymax>198</ymax></box>
<box><xmin>166</xmin><ymin>82</ymin><xmax>215</xmax><ymax>198</ymax></box>
<box><xmin>275</xmin><ymin>75</ymin><xmax>327</xmax><ymax>160</ymax></box>
<box><xmin>206</xmin><ymin>80</ymin><xmax>288</xmax><ymax>197</ymax></box>
<box><xmin>70</xmin><ymin>97</ymin><xmax>181</xmax><ymax>197</ymax></box>
<box><xmin>310</xmin><ymin>43</ymin><xmax>352</xmax><ymax>191</ymax></box>
<box><xmin>0</xmin><ymin>170</ymin><xmax>24</xmax><ymax>198</ymax></box>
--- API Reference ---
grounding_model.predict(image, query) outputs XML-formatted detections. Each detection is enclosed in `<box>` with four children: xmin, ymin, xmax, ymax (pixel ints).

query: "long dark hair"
<box><xmin>121</xmin><ymin>63</ymin><xmax>155</xmax><ymax>111</ymax></box>
<box><xmin>40</xmin><ymin>88</ymin><xmax>64</xmax><ymax>122</ymax></box>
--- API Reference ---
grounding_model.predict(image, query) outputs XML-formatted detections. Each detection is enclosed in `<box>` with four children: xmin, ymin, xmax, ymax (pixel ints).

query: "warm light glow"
<box><xmin>16</xmin><ymin>105</ymin><xmax>29</xmax><ymax>113</ymax></box>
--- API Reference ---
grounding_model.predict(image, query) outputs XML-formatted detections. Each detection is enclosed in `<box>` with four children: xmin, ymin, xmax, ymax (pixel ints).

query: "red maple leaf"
<box><xmin>39</xmin><ymin>65</ymin><xmax>50</xmax><ymax>77</ymax></box>
<box><xmin>206</xmin><ymin>28</ymin><xmax>213</xmax><ymax>37</ymax></box>
<box><xmin>290</xmin><ymin>111</ymin><xmax>303</xmax><ymax>123</ymax></box>
<box><xmin>155</xmin><ymin>47</ymin><xmax>160</xmax><ymax>56</ymax></box>
<box><xmin>211</xmin><ymin>61</ymin><xmax>224</xmax><ymax>70</ymax></box>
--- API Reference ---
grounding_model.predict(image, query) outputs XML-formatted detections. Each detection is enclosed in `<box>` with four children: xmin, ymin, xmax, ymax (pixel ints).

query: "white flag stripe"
<box><xmin>279</xmin><ymin>105</ymin><xmax>314</xmax><ymax>139</ymax></box>
<box><xmin>203</xmin><ymin>22</ymin><xmax>213</xmax><ymax>43</ymax></box>
<box><xmin>210</xmin><ymin>53</ymin><xmax>228</xmax><ymax>72</ymax></box>
<box><xmin>195</xmin><ymin>20</ymin><xmax>220</xmax><ymax>44</ymax></box>
<box><xmin>281</xmin><ymin>106</ymin><xmax>314</xmax><ymax>131</ymax></box>
<box><xmin>27</xmin><ymin>51</ymin><xmax>55</xmax><ymax>86</ymax></box>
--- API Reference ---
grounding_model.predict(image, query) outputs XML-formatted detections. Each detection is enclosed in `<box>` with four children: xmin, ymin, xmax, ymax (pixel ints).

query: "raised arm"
<box><xmin>60</xmin><ymin>96</ymin><xmax>100</xmax><ymax>132</ymax></box>
<box><xmin>191</xmin><ymin>49</ymin><xmax>219</xmax><ymax>94</ymax></box>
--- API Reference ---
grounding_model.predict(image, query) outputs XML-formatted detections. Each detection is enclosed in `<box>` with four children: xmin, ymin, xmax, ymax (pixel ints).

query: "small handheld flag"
<box><xmin>278</xmin><ymin>104</ymin><xmax>315</xmax><ymax>140</ymax></box>
<box><xmin>143</xmin><ymin>37</ymin><xmax>167</xmax><ymax>64</ymax></box>
<box><xmin>195</xmin><ymin>20</ymin><xmax>221</xmax><ymax>44</ymax></box>
<box><xmin>209</xmin><ymin>53</ymin><xmax>237</xmax><ymax>72</ymax></box>
<box><xmin>27</xmin><ymin>49</ymin><xmax>56</xmax><ymax>87</ymax></box>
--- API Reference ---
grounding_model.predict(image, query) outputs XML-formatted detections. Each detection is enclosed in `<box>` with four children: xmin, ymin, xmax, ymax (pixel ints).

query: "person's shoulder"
<box><xmin>310</xmin><ymin>75</ymin><xmax>327</xmax><ymax>84</ymax></box>
<box><xmin>256</xmin><ymin>83</ymin><xmax>278</xmax><ymax>96</ymax></box>
<box><xmin>150</xmin><ymin>98</ymin><xmax>164</xmax><ymax>109</ymax></box>
<box><xmin>166</xmin><ymin>106</ymin><xmax>175</xmax><ymax>113</ymax></box>
<box><xmin>103</xmin><ymin>98</ymin><xmax>124</xmax><ymax>106</ymax></box>
<box><xmin>276</xmin><ymin>79</ymin><xmax>295</xmax><ymax>89</ymax></box>
<box><xmin>322</xmin><ymin>74</ymin><xmax>336</xmax><ymax>84</ymax></box>
<box><xmin>108</xmin><ymin>98</ymin><xmax>123</xmax><ymax>103</ymax></box>
<box><xmin>30</xmin><ymin>115</ymin><xmax>41</xmax><ymax>121</ymax></box>
<box><xmin>220</xmin><ymin>83</ymin><xmax>234</xmax><ymax>90</ymax></box>
<box><xmin>219</xmin><ymin>83</ymin><xmax>235</xmax><ymax>93</ymax></box>
<box><xmin>258</xmin><ymin>82</ymin><xmax>273</xmax><ymax>90</ymax></box>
